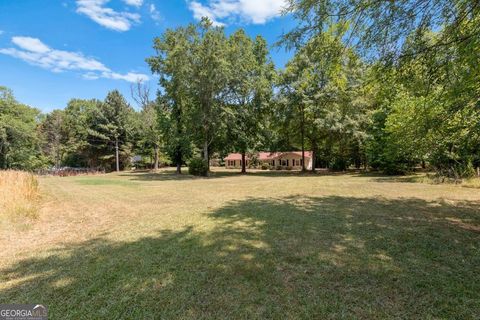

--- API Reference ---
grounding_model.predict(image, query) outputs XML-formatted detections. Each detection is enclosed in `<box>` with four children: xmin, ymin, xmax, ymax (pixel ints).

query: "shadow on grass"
<box><xmin>1</xmin><ymin>196</ymin><xmax>480</xmax><ymax>318</ymax></box>
<box><xmin>121</xmin><ymin>168</ymin><xmax>351</xmax><ymax>182</ymax></box>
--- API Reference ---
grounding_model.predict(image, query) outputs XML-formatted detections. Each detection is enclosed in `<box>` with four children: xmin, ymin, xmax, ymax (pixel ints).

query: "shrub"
<box><xmin>188</xmin><ymin>157</ymin><xmax>209</xmax><ymax>176</ymax></box>
<box><xmin>0</xmin><ymin>170</ymin><xmax>40</xmax><ymax>218</ymax></box>
<box><xmin>275</xmin><ymin>165</ymin><xmax>282</xmax><ymax>170</ymax></box>
<box><xmin>434</xmin><ymin>161</ymin><xmax>477</xmax><ymax>182</ymax></box>
<box><xmin>261</xmin><ymin>163</ymin><xmax>270</xmax><ymax>170</ymax></box>
<box><xmin>285</xmin><ymin>166</ymin><xmax>293</xmax><ymax>171</ymax></box>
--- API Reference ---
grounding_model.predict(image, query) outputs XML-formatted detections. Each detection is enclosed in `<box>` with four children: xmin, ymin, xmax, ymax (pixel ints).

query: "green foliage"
<box><xmin>278</xmin><ymin>26</ymin><xmax>368</xmax><ymax>171</ymax></box>
<box><xmin>0</xmin><ymin>87</ymin><xmax>46</xmax><ymax>170</ymax></box>
<box><xmin>261</xmin><ymin>163</ymin><xmax>270</xmax><ymax>170</ymax></box>
<box><xmin>284</xmin><ymin>0</ymin><xmax>480</xmax><ymax>178</ymax></box>
<box><xmin>188</xmin><ymin>157</ymin><xmax>209</xmax><ymax>176</ymax></box>
<box><xmin>284</xmin><ymin>0</ymin><xmax>478</xmax><ymax>63</ymax></box>
<box><xmin>3</xmin><ymin>4</ymin><xmax>479</xmax><ymax>180</ymax></box>
<box><xmin>147</xmin><ymin>23</ymin><xmax>197</xmax><ymax>172</ymax></box>
<box><xmin>148</xmin><ymin>19</ymin><xmax>274</xmax><ymax>173</ymax></box>
<box><xmin>86</xmin><ymin>90</ymin><xmax>134</xmax><ymax>171</ymax></box>
<box><xmin>38</xmin><ymin>109</ymin><xmax>66</xmax><ymax>167</ymax></box>
<box><xmin>224</xmin><ymin>30</ymin><xmax>275</xmax><ymax>172</ymax></box>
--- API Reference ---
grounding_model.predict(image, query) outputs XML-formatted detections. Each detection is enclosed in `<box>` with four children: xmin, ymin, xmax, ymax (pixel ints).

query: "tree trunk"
<box><xmin>176</xmin><ymin>163</ymin><xmax>182</xmax><ymax>174</ymax></box>
<box><xmin>301</xmin><ymin>147</ymin><xmax>306</xmax><ymax>172</ymax></box>
<box><xmin>115</xmin><ymin>138</ymin><xmax>120</xmax><ymax>172</ymax></box>
<box><xmin>175</xmin><ymin>146</ymin><xmax>182</xmax><ymax>174</ymax></box>
<box><xmin>153</xmin><ymin>144</ymin><xmax>159</xmax><ymax>170</ymax></box>
<box><xmin>301</xmin><ymin>106</ymin><xmax>306</xmax><ymax>172</ymax></box>
<box><xmin>241</xmin><ymin>152</ymin><xmax>246</xmax><ymax>174</ymax></box>
<box><xmin>203</xmin><ymin>139</ymin><xmax>209</xmax><ymax>176</ymax></box>
<box><xmin>311</xmin><ymin>145</ymin><xmax>317</xmax><ymax>173</ymax></box>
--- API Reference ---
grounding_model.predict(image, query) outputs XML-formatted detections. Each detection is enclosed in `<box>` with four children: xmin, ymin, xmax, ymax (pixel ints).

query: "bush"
<box><xmin>275</xmin><ymin>165</ymin><xmax>282</xmax><ymax>170</ymax></box>
<box><xmin>261</xmin><ymin>163</ymin><xmax>270</xmax><ymax>170</ymax></box>
<box><xmin>285</xmin><ymin>166</ymin><xmax>293</xmax><ymax>171</ymax></box>
<box><xmin>434</xmin><ymin>161</ymin><xmax>477</xmax><ymax>182</ymax></box>
<box><xmin>188</xmin><ymin>158</ymin><xmax>209</xmax><ymax>176</ymax></box>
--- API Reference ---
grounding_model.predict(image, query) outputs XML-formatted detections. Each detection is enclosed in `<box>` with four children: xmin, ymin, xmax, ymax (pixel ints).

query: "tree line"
<box><xmin>1</xmin><ymin>1</ymin><xmax>478</xmax><ymax>178</ymax></box>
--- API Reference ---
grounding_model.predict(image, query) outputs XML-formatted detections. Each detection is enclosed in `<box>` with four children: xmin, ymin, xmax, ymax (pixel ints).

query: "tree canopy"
<box><xmin>3</xmin><ymin>8</ymin><xmax>479</xmax><ymax>179</ymax></box>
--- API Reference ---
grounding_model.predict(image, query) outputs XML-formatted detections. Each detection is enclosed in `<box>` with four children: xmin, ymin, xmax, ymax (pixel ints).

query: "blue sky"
<box><xmin>0</xmin><ymin>0</ymin><xmax>295</xmax><ymax>112</ymax></box>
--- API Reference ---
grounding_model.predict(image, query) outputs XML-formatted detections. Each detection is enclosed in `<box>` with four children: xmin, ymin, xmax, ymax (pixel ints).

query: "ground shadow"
<box><xmin>121</xmin><ymin>168</ymin><xmax>357</xmax><ymax>182</ymax></box>
<box><xmin>1</xmin><ymin>196</ymin><xmax>479</xmax><ymax>318</ymax></box>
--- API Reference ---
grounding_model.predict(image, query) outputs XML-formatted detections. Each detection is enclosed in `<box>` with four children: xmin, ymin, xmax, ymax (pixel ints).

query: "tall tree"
<box><xmin>148</xmin><ymin>18</ymin><xmax>230</xmax><ymax>176</ymax></box>
<box><xmin>62</xmin><ymin>99</ymin><xmax>102</xmax><ymax>168</ymax></box>
<box><xmin>190</xmin><ymin>18</ymin><xmax>229</xmax><ymax>173</ymax></box>
<box><xmin>284</xmin><ymin>0</ymin><xmax>479</xmax><ymax>61</ymax></box>
<box><xmin>38</xmin><ymin>110</ymin><xmax>65</xmax><ymax>168</ymax></box>
<box><xmin>225</xmin><ymin>30</ymin><xmax>274</xmax><ymax>173</ymax></box>
<box><xmin>131</xmin><ymin>81</ymin><xmax>162</xmax><ymax>170</ymax></box>
<box><xmin>278</xmin><ymin>26</ymin><xmax>368</xmax><ymax>171</ymax></box>
<box><xmin>0</xmin><ymin>87</ymin><xmax>44</xmax><ymax>169</ymax></box>
<box><xmin>88</xmin><ymin>90</ymin><xmax>133</xmax><ymax>172</ymax></box>
<box><xmin>147</xmin><ymin>24</ymin><xmax>195</xmax><ymax>174</ymax></box>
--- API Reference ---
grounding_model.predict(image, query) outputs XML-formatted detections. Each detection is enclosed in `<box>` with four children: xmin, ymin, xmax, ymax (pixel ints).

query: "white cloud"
<box><xmin>188</xmin><ymin>0</ymin><xmax>287</xmax><ymax>26</ymax></box>
<box><xmin>103</xmin><ymin>71</ymin><xmax>149</xmax><ymax>82</ymax></box>
<box><xmin>12</xmin><ymin>36</ymin><xmax>50</xmax><ymax>53</ymax></box>
<box><xmin>0</xmin><ymin>36</ymin><xmax>149</xmax><ymax>83</ymax></box>
<box><xmin>123</xmin><ymin>0</ymin><xmax>143</xmax><ymax>6</ymax></box>
<box><xmin>0</xmin><ymin>30</ymin><xmax>4</xmax><ymax>36</ymax></box>
<box><xmin>76</xmin><ymin>0</ymin><xmax>141</xmax><ymax>31</ymax></box>
<box><xmin>189</xmin><ymin>1</ymin><xmax>224</xmax><ymax>26</ymax></box>
<box><xmin>149</xmin><ymin>4</ymin><xmax>162</xmax><ymax>23</ymax></box>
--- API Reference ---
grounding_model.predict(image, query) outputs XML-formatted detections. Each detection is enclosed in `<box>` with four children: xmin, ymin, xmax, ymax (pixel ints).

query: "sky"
<box><xmin>0</xmin><ymin>0</ymin><xmax>296</xmax><ymax>112</ymax></box>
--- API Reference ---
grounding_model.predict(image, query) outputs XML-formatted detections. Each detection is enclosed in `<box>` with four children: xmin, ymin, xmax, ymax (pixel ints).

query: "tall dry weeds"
<box><xmin>0</xmin><ymin>170</ymin><xmax>40</xmax><ymax>218</ymax></box>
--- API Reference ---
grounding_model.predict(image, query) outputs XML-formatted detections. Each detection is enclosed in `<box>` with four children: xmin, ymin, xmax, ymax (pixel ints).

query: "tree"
<box><xmin>190</xmin><ymin>18</ymin><xmax>229</xmax><ymax>173</ymax></box>
<box><xmin>147</xmin><ymin>24</ymin><xmax>195</xmax><ymax>174</ymax></box>
<box><xmin>284</xmin><ymin>0</ymin><xmax>479</xmax><ymax>61</ymax></box>
<box><xmin>148</xmin><ymin>18</ymin><xmax>230</xmax><ymax>176</ymax></box>
<box><xmin>131</xmin><ymin>81</ymin><xmax>162</xmax><ymax>170</ymax></box>
<box><xmin>88</xmin><ymin>90</ymin><xmax>133</xmax><ymax>172</ymax></box>
<box><xmin>225</xmin><ymin>30</ymin><xmax>274</xmax><ymax>173</ymax></box>
<box><xmin>0</xmin><ymin>87</ymin><xmax>44</xmax><ymax>170</ymax></box>
<box><xmin>38</xmin><ymin>110</ymin><xmax>65</xmax><ymax>168</ymax></box>
<box><xmin>62</xmin><ymin>99</ymin><xmax>102</xmax><ymax>168</ymax></box>
<box><xmin>278</xmin><ymin>26</ymin><xmax>368</xmax><ymax>171</ymax></box>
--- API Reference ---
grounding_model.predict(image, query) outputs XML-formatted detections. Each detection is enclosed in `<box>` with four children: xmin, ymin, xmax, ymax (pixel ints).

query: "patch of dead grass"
<box><xmin>0</xmin><ymin>170</ymin><xmax>40</xmax><ymax>221</ymax></box>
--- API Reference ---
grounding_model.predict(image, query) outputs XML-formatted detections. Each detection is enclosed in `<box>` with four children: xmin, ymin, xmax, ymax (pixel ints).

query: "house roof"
<box><xmin>224</xmin><ymin>153</ymin><xmax>243</xmax><ymax>161</ymax></box>
<box><xmin>225</xmin><ymin>151</ymin><xmax>313</xmax><ymax>161</ymax></box>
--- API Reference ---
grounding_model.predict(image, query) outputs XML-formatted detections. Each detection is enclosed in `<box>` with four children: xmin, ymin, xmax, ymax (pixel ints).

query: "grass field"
<box><xmin>1</xmin><ymin>169</ymin><xmax>479</xmax><ymax>319</ymax></box>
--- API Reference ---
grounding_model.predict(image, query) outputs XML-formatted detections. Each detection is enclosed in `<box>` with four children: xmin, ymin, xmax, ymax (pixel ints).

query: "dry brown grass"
<box><xmin>461</xmin><ymin>177</ymin><xmax>480</xmax><ymax>188</ymax></box>
<box><xmin>0</xmin><ymin>170</ymin><xmax>40</xmax><ymax>219</ymax></box>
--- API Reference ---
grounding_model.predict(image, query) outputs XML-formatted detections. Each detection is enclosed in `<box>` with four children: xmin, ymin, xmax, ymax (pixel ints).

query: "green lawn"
<box><xmin>1</xmin><ymin>169</ymin><xmax>479</xmax><ymax>319</ymax></box>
